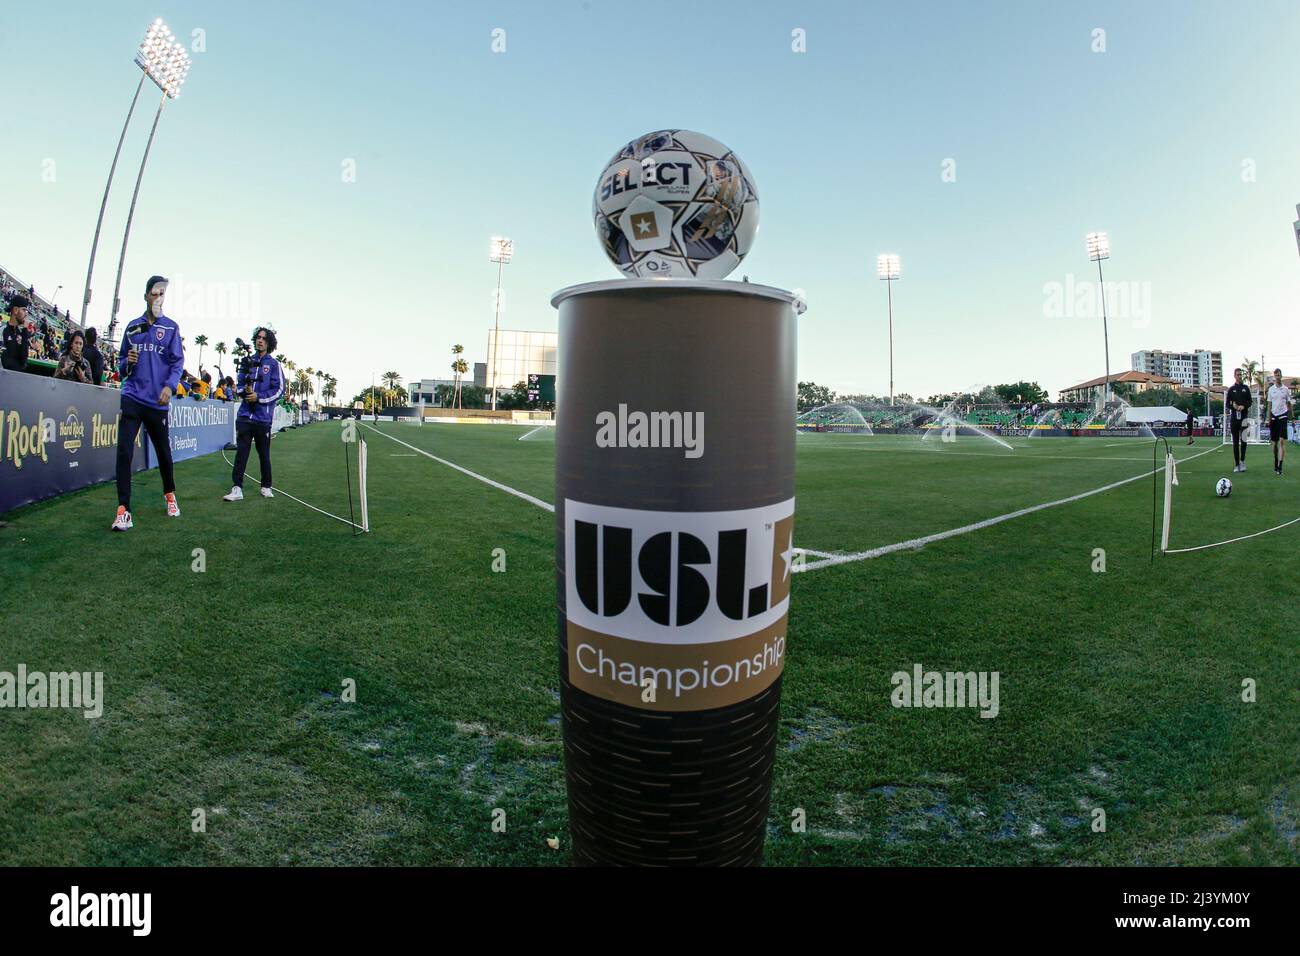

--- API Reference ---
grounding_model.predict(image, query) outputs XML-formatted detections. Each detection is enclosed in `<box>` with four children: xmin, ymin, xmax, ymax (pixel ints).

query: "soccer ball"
<box><xmin>1215</xmin><ymin>478</ymin><xmax>1232</xmax><ymax>497</ymax></box>
<box><xmin>593</xmin><ymin>129</ymin><xmax>759</xmax><ymax>280</ymax></box>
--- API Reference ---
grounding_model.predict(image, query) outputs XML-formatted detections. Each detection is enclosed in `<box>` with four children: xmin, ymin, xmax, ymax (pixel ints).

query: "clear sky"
<box><xmin>3</xmin><ymin>0</ymin><xmax>1298</xmax><ymax>403</ymax></box>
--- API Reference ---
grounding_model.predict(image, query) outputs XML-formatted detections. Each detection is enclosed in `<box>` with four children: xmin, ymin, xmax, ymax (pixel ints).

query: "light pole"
<box><xmin>105</xmin><ymin>21</ymin><xmax>192</xmax><ymax>348</ymax></box>
<box><xmin>489</xmin><ymin>236</ymin><xmax>513</xmax><ymax>411</ymax></box>
<box><xmin>877</xmin><ymin>254</ymin><xmax>901</xmax><ymax>405</ymax></box>
<box><xmin>1086</xmin><ymin>231</ymin><xmax>1112</xmax><ymax>405</ymax></box>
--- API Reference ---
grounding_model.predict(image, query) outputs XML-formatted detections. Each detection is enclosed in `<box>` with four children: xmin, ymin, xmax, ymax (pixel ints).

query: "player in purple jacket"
<box><xmin>111</xmin><ymin>275</ymin><xmax>185</xmax><ymax>531</ymax></box>
<box><xmin>223</xmin><ymin>327</ymin><xmax>283</xmax><ymax>501</ymax></box>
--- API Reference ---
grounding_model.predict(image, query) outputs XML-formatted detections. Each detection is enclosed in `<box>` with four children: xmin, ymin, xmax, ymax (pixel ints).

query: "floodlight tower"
<box><xmin>489</xmin><ymin>236</ymin><xmax>513</xmax><ymax>411</ymax></box>
<box><xmin>1086</xmin><ymin>232</ymin><xmax>1112</xmax><ymax>405</ymax></box>
<box><xmin>105</xmin><ymin>21</ymin><xmax>192</xmax><ymax>347</ymax></box>
<box><xmin>877</xmin><ymin>254</ymin><xmax>901</xmax><ymax>405</ymax></box>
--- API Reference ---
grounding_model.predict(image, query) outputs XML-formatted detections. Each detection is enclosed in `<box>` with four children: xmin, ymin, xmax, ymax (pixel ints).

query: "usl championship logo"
<box><xmin>565</xmin><ymin>497</ymin><xmax>794</xmax><ymax>711</ymax></box>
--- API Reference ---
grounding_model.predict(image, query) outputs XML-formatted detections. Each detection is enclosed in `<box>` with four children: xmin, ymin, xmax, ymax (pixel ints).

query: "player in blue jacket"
<box><xmin>223</xmin><ymin>327</ymin><xmax>283</xmax><ymax>501</ymax></box>
<box><xmin>112</xmin><ymin>275</ymin><xmax>185</xmax><ymax>531</ymax></box>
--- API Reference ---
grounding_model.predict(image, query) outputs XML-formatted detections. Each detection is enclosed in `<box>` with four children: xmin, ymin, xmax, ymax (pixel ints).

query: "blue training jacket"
<box><xmin>118</xmin><ymin>313</ymin><xmax>184</xmax><ymax>407</ymax></box>
<box><xmin>237</xmin><ymin>353</ymin><xmax>284</xmax><ymax>426</ymax></box>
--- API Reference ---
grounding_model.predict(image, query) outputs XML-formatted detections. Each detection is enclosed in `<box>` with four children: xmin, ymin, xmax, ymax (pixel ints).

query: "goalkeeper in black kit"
<box><xmin>1225</xmin><ymin>368</ymin><xmax>1253</xmax><ymax>473</ymax></box>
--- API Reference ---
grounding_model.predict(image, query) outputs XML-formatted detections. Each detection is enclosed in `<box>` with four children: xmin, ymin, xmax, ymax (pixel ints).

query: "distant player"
<box><xmin>1185</xmin><ymin>407</ymin><xmax>1195</xmax><ymax>445</ymax></box>
<box><xmin>1266</xmin><ymin>368</ymin><xmax>1291</xmax><ymax>476</ymax></box>
<box><xmin>1225</xmin><ymin>368</ymin><xmax>1252</xmax><ymax>473</ymax></box>
<box><xmin>112</xmin><ymin>276</ymin><xmax>184</xmax><ymax>531</ymax></box>
<box><xmin>223</xmin><ymin>327</ymin><xmax>283</xmax><ymax>501</ymax></box>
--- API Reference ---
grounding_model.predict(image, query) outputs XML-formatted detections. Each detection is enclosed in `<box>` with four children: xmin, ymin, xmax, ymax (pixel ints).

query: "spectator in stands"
<box><xmin>2</xmin><ymin>294</ymin><xmax>32</xmax><ymax>371</ymax></box>
<box><xmin>54</xmin><ymin>330</ymin><xmax>93</xmax><ymax>384</ymax></box>
<box><xmin>84</xmin><ymin>327</ymin><xmax>105</xmax><ymax>385</ymax></box>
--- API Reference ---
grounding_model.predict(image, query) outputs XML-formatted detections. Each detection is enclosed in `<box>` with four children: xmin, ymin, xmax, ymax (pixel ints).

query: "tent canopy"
<box><xmin>1124</xmin><ymin>405</ymin><xmax>1186</xmax><ymax>424</ymax></box>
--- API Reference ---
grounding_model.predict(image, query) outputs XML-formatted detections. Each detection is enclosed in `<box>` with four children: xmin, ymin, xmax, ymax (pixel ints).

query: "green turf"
<box><xmin>1</xmin><ymin>421</ymin><xmax>1296</xmax><ymax>865</ymax></box>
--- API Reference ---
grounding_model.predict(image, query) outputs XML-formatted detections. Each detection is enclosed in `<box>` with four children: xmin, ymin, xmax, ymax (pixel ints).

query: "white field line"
<box><xmin>817</xmin><ymin>443</ymin><xmax>1192</xmax><ymax>464</ymax></box>
<box><xmin>219</xmin><ymin>449</ymin><xmax>365</xmax><ymax>531</ymax></box>
<box><xmin>797</xmin><ymin>444</ymin><xmax>1223</xmax><ymax>574</ymax></box>
<box><xmin>1165</xmin><ymin>514</ymin><xmax>1300</xmax><ymax>554</ymax></box>
<box><xmin>362</xmin><ymin>422</ymin><xmax>555</xmax><ymax>513</ymax></box>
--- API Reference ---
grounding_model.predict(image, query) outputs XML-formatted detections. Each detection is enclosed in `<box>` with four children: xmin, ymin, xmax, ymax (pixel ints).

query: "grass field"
<box><xmin>2</xmin><ymin>420</ymin><xmax>1298</xmax><ymax>866</ymax></box>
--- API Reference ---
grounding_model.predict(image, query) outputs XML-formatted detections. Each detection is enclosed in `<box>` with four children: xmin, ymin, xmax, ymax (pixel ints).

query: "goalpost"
<box><xmin>1221</xmin><ymin>384</ymin><xmax>1268</xmax><ymax>446</ymax></box>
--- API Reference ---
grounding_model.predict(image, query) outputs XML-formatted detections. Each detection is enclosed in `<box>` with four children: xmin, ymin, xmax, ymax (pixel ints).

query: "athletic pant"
<box><xmin>116</xmin><ymin>395</ymin><xmax>175</xmax><ymax>509</ymax></box>
<box><xmin>231</xmin><ymin>418</ymin><xmax>272</xmax><ymax>488</ymax></box>
<box><xmin>1231</xmin><ymin>418</ymin><xmax>1247</xmax><ymax>465</ymax></box>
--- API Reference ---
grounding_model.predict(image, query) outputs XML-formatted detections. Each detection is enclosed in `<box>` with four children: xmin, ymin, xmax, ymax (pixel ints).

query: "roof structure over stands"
<box><xmin>1062</xmin><ymin>370</ymin><xmax>1182</xmax><ymax>392</ymax></box>
<box><xmin>1058</xmin><ymin>369</ymin><xmax>1182</xmax><ymax>402</ymax></box>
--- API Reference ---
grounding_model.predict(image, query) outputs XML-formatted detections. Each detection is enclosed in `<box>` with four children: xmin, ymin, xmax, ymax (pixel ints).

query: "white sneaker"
<box><xmin>260</xmin><ymin>487</ymin><xmax>274</xmax><ymax>498</ymax></box>
<box><xmin>166</xmin><ymin>494</ymin><xmax>181</xmax><ymax>518</ymax></box>
<box><xmin>110</xmin><ymin>509</ymin><xmax>133</xmax><ymax>532</ymax></box>
<box><xmin>223</xmin><ymin>486</ymin><xmax>244</xmax><ymax>501</ymax></box>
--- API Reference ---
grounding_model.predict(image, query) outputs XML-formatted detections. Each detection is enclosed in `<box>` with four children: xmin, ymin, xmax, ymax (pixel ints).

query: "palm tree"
<box><xmin>1241</xmin><ymin>357</ymin><xmax>1264</xmax><ymax>396</ymax></box>
<box><xmin>452</xmin><ymin>358</ymin><xmax>469</xmax><ymax>409</ymax></box>
<box><xmin>450</xmin><ymin>344</ymin><xmax>465</xmax><ymax>408</ymax></box>
<box><xmin>214</xmin><ymin>341</ymin><xmax>227</xmax><ymax>378</ymax></box>
<box><xmin>275</xmin><ymin>352</ymin><xmax>287</xmax><ymax>365</ymax></box>
<box><xmin>382</xmin><ymin>371</ymin><xmax>402</xmax><ymax>393</ymax></box>
<box><xmin>295</xmin><ymin>369</ymin><xmax>312</xmax><ymax>403</ymax></box>
<box><xmin>194</xmin><ymin>334</ymin><xmax>208</xmax><ymax>370</ymax></box>
<box><xmin>323</xmin><ymin>376</ymin><xmax>337</xmax><ymax>404</ymax></box>
<box><xmin>315</xmin><ymin>369</ymin><xmax>323</xmax><ymax>398</ymax></box>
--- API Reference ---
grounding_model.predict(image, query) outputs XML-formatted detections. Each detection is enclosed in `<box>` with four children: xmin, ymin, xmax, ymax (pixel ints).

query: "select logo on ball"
<box><xmin>565</xmin><ymin>497</ymin><xmax>794</xmax><ymax>710</ymax></box>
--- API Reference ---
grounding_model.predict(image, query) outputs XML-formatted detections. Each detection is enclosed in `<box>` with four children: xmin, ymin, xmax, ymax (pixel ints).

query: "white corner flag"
<box><xmin>358</xmin><ymin>437</ymin><xmax>369</xmax><ymax>533</ymax></box>
<box><xmin>1161</xmin><ymin>452</ymin><xmax>1177</xmax><ymax>552</ymax></box>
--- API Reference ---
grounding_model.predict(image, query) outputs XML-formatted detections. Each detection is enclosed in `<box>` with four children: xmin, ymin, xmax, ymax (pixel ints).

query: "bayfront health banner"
<box><xmin>147</xmin><ymin>398</ymin><xmax>236</xmax><ymax>464</ymax></box>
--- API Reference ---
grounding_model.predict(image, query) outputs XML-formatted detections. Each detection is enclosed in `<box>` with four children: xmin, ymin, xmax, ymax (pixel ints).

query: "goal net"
<box><xmin>1221</xmin><ymin>384</ymin><xmax>1268</xmax><ymax>446</ymax></box>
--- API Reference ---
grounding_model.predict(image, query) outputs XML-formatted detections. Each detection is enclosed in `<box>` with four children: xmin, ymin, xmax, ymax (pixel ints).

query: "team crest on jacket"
<box><xmin>155</xmin><ymin>328</ymin><xmax>165</xmax><ymax>341</ymax></box>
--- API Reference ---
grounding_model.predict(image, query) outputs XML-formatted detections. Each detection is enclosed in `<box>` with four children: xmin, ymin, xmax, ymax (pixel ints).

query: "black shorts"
<box><xmin>1270</xmin><ymin>416</ymin><xmax>1289</xmax><ymax>442</ymax></box>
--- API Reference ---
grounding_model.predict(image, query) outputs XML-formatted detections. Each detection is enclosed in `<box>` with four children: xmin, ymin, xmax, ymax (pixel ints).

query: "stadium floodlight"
<box><xmin>877</xmin><ymin>254</ymin><xmax>901</xmax><ymax>405</ymax></box>
<box><xmin>81</xmin><ymin>19</ymin><xmax>191</xmax><ymax>332</ymax></box>
<box><xmin>1086</xmin><ymin>231</ymin><xmax>1110</xmax><ymax>262</ymax></box>
<box><xmin>1086</xmin><ymin>232</ymin><xmax>1113</xmax><ymax>404</ymax></box>
<box><xmin>489</xmin><ymin>237</ymin><xmax>513</xmax><ymax>410</ymax></box>
<box><xmin>105</xmin><ymin>25</ymin><xmax>193</xmax><ymax>347</ymax></box>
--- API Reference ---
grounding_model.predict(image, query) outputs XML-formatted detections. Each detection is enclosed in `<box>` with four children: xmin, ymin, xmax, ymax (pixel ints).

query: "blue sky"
<box><xmin>3</xmin><ymin>0</ymin><xmax>1298</xmax><ymax>403</ymax></box>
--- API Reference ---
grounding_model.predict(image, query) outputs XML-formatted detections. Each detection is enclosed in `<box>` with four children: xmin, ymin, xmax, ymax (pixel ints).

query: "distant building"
<box><xmin>409</xmin><ymin>378</ymin><xmax>458</xmax><ymax>405</ymax></box>
<box><xmin>1058</xmin><ymin>370</ymin><xmax>1182</xmax><ymax>404</ymax></box>
<box><xmin>1130</xmin><ymin>348</ymin><xmax>1222</xmax><ymax>388</ymax></box>
<box><xmin>1293</xmin><ymin>203</ymin><xmax>1300</xmax><ymax>261</ymax></box>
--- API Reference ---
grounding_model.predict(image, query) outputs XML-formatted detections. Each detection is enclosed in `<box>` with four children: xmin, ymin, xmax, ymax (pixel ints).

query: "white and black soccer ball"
<box><xmin>593</xmin><ymin>129</ymin><xmax>759</xmax><ymax>280</ymax></box>
<box><xmin>1215</xmin><ymin>477</ymin><xmax>1232</xmax><ymax>497</ymax></box>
